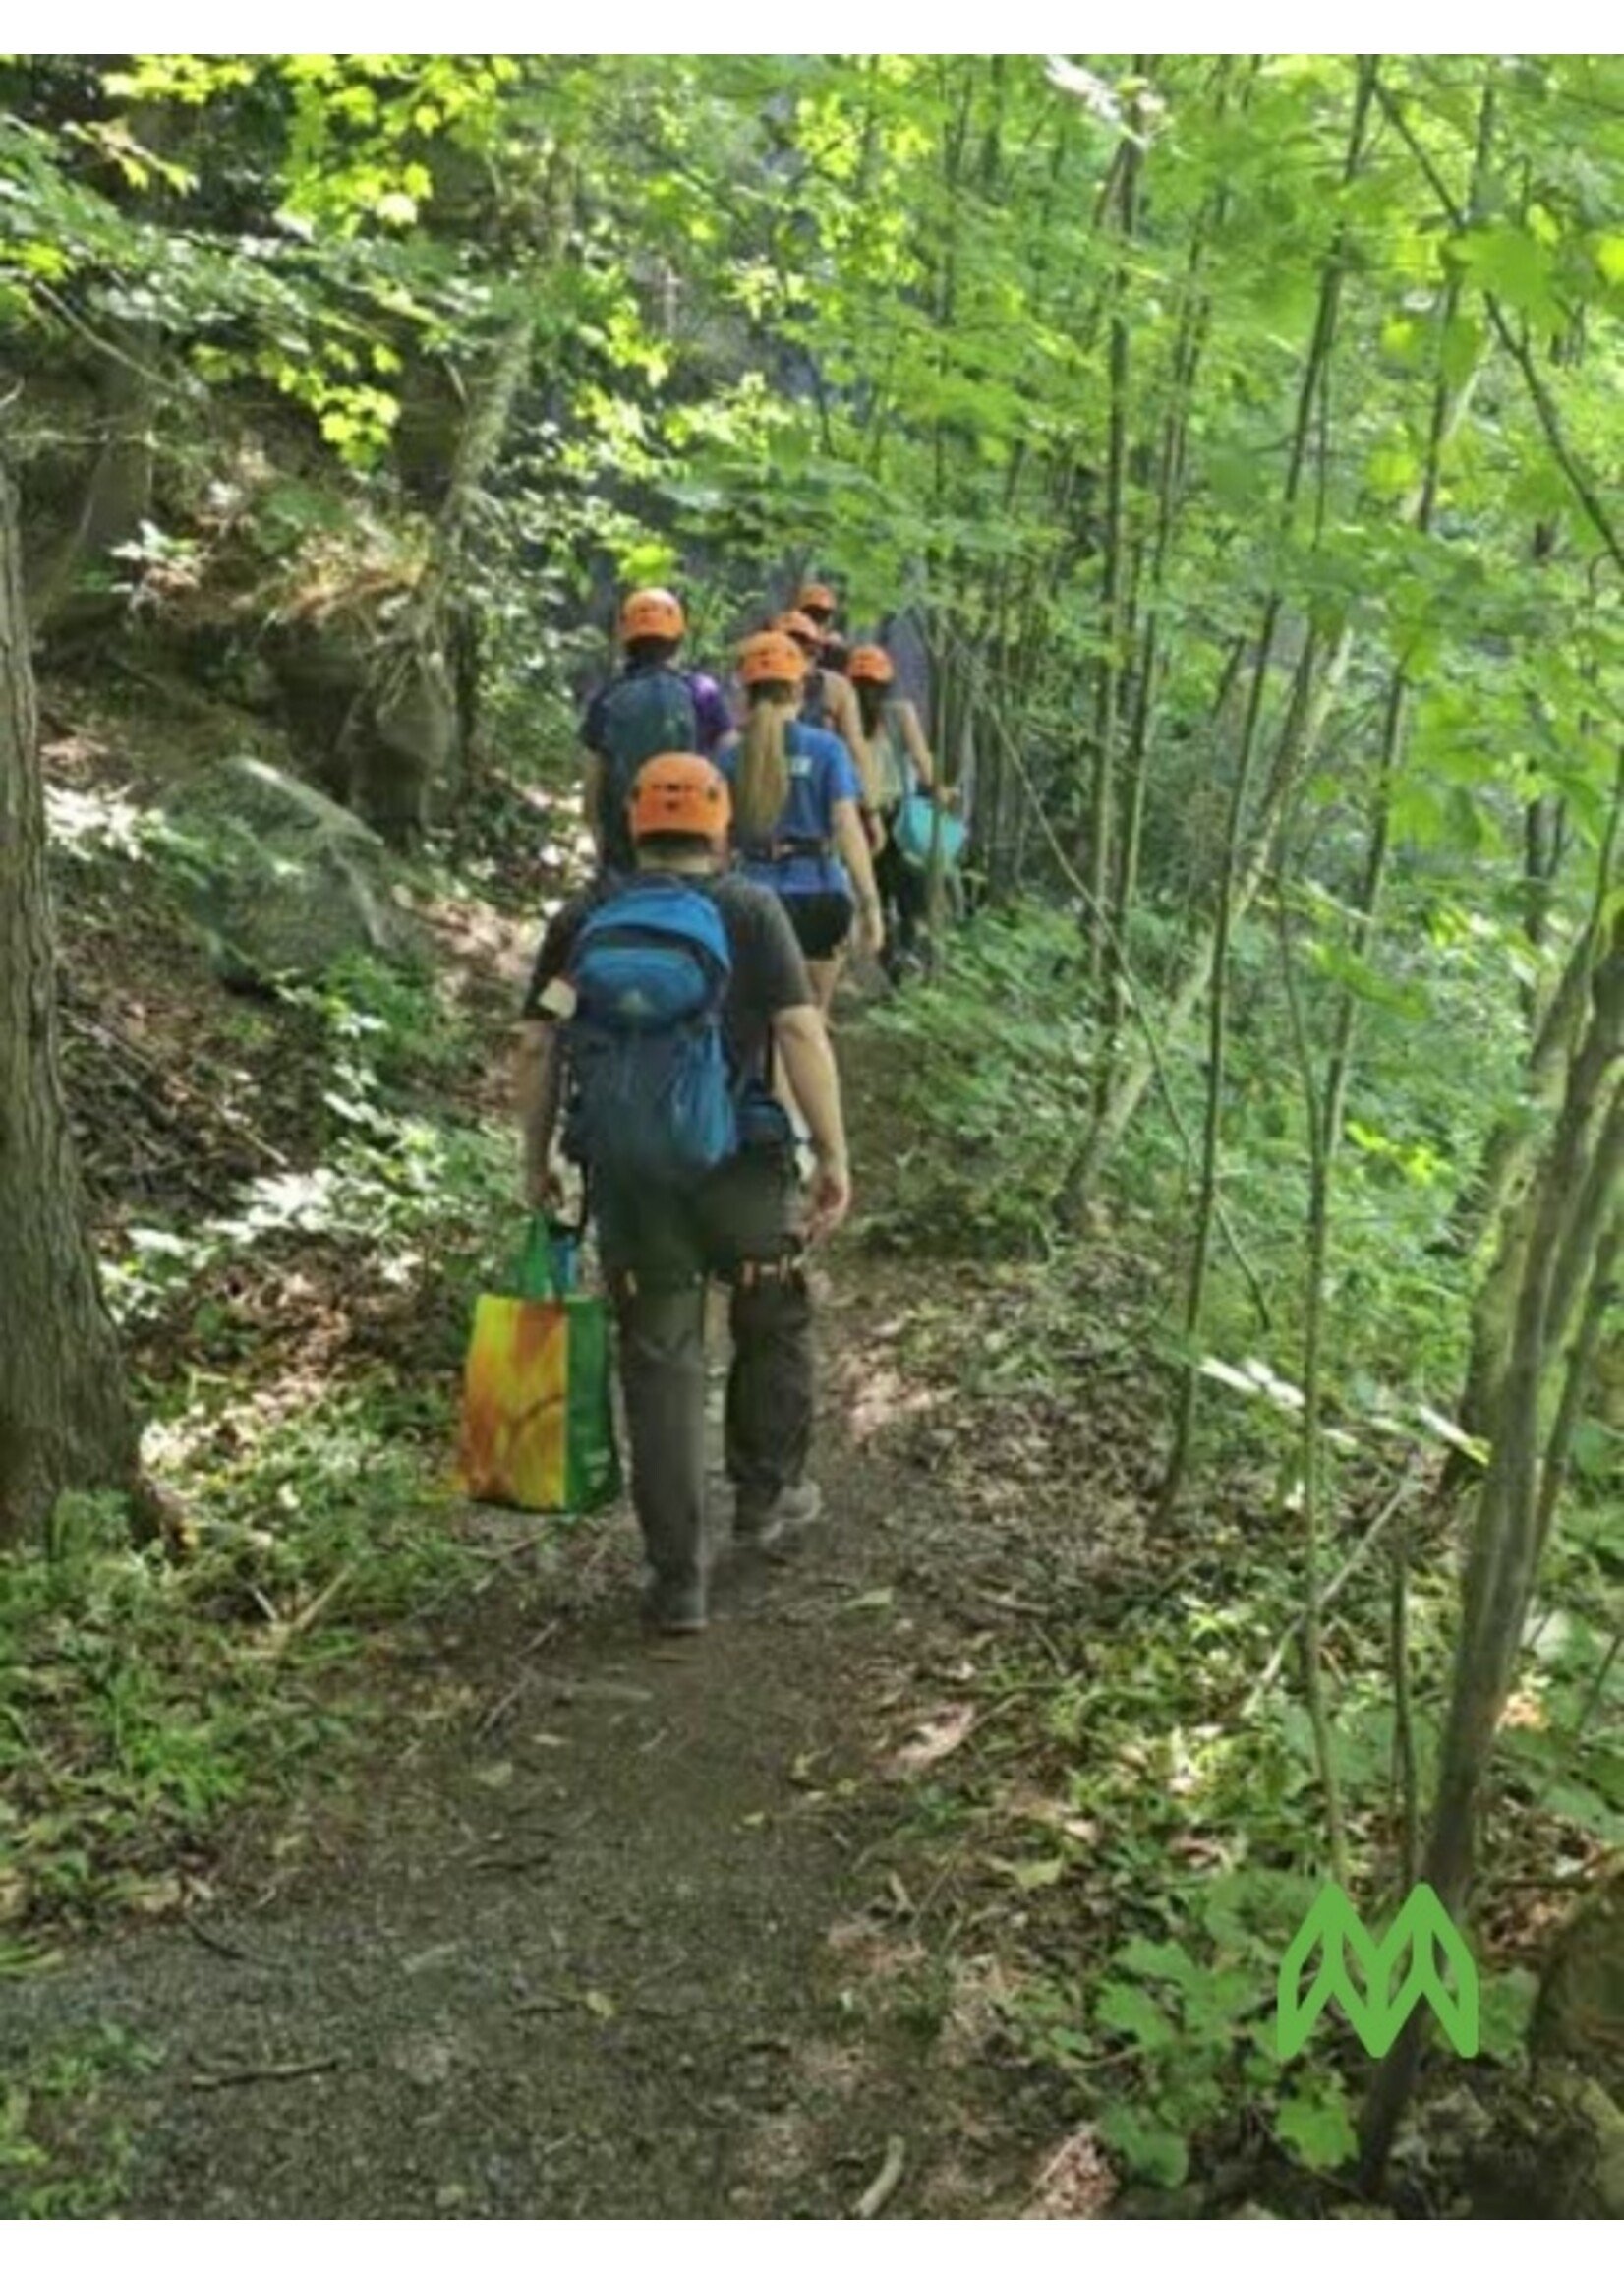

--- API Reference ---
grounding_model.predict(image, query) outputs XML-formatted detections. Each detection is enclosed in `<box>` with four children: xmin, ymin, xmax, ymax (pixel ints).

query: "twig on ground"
<box><xmin>265</xmin><ymin>1561</ymin><xmax>357</xmax><ymax>1656</ymax></box>
<box><xmin>183</xmin><ymin>1913</ymin><xmax>252</xmax><ymax>1964</ymax></box>
<box><xmin>854</xmin><ymin>2134</ymin><xmax>907</xmax><ymax>2219</ymax></box>
<box><xmin>188</xmin><ymin>2054</ymin><xmax>345</xmax><ymax>2090</ymax></box>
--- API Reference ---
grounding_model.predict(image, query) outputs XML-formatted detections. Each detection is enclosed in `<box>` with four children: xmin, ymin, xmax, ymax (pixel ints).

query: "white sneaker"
<box><xmin>736</xmin><ymin>1481</ymin><xmax>824</xmax><ymax>1551</ymax></box>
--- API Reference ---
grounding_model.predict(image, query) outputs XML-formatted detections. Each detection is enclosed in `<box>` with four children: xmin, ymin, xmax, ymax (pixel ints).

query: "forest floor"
<box><xmin>2</xmin><ymin>681</ymin><xmax>1092</xmax><ymax>2217</ymax></box>
<box><xmin>0</xmin><ymin>1077</ymin><xmax>1104</xmax><ymax>2219</ymax></box>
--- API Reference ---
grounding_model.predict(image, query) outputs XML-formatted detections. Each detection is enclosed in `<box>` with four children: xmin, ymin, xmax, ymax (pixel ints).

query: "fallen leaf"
<box><xmin>473</xmin><ymin>1760</ymin><xmax>515</xmax><ymax>1789</ymax></box>
<box><xmin>583</xmin><ymin>1989</ymin><xmax>615</xmax><ymax>2020</ymax></box>
<box><xmin>1023</xmin><ymin>2125</ymin><xmax>1118</xmax><ymax>2219</ymax></box>
<box><xmin>842</xmin><ymin>1588</ymin><xmax>896</xmax><ymax>1615</ymax></box>
<box><xmin>889</xmin><ymin>1703</ymin><xmax>977</xmax><ymax>1777</ymax></box>
<box><xmin>988</xmin><ymin>1854</ymin><xmax>1068</xmax><ymax>1892</ymax></box>
<box><xmin>126</xmin><ymin>1874</ymin><xmax>186</xmax><ymax>1918</ymax></box>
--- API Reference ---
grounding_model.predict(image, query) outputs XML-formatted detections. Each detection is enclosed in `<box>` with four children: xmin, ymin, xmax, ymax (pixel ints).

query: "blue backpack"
<box><xmin>562</xmin><ymin>875</ymin><xmax>740</xmax><ymax>1187</ymax></box>
<box><xmin>598</xmin><ymin>670</ymin><xmax>700</xmax><ymax>870</ymax></box>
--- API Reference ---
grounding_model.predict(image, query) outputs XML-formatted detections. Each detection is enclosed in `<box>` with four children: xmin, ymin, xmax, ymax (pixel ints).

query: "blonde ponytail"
<box><xmin>736</xmin><ymin>685</ymin><xmax>792</xmax><ymax>838</ymax></box>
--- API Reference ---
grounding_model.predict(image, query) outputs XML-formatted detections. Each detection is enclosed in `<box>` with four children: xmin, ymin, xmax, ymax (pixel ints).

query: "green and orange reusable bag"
<box><xmin>456</xmin><ymin>1218</ymin><xmax>620</xmax><ymax>1514</ymax></box>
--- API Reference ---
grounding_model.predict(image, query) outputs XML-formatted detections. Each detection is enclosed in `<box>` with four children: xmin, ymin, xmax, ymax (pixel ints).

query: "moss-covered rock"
<box><xmin>1531</xmin><ymin>1864</ymin><xmax>1624</xmax><ymax>2099</ymax></box>
<box><xmin>162</xmin><ymin>755</ymin><xmax>420</xmax><ymax>982</ymax></box>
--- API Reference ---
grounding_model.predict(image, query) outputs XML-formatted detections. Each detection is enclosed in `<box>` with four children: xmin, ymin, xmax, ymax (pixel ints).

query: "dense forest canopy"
<box><xmin>0</xmin><ymin>49</ymin><xmax>1619</xmax><ymax>2219</ymax></box>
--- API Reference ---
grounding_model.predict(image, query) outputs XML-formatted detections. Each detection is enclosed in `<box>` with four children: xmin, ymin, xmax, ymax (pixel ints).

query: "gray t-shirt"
<box><xmin>522</xmin><ymin>870</ymin><xmax>813</xmax><ymax>1081</ymax></box>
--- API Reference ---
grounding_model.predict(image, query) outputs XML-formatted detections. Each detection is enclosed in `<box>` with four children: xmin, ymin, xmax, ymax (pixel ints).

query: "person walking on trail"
<box><xmin>580</xmin><ymin>587</ymin><xmax>732</xmax><ymax>879</ymax></box>
<box><xmin>794</xmin><ymin>584</ymin><xmax>853</xmax><ymax>719</ymax></box>
<box><xmin>848</xmin><ymin>643</ymin><xmax>942</xmax><ymax>979</ymax></box>
<box><xmin>717</xmin><ymin>630</ymin><xmax>884</xmax><ymax>1025</ymax></box>
<box><xmin>514</xmin><ymin>753</ymin><xmax>854</xmax><ymax>1637</ymax></box>
<box><xmin>774</xmin><ymin>608</ymin><xmax>878</xmax><ymax>831</ymax></box>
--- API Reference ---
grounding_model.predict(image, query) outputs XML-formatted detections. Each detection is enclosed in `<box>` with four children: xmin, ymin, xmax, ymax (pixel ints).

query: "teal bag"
<box><xmin>894</xmin><ymin>792</ymin><xmax>966</xmax><ymax>873</ymax></box>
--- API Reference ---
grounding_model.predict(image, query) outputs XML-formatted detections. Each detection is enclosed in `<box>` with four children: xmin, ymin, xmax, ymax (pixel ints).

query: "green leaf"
<box><xmin>1439</xmin><ymin>310</ymin><xmax>1483</xmax><ymax>389</ymax></box>
<box><xmin>1115</xmin><ymin>1936</ymin><xmax>1201</xmax><ymax>1989</ymax></box>
<box><xmin>1478</xmin><ymin>1966</ymin><xmax>1537</xmax><ymax>2065</ymax></box>
<box><xmin>1095</xmin><ymin>1979</ymin><xmax>1177</xmax><ymax>2051</ymax></box>
<box><xmin>1274</xmin><ymin>2077</ymin><xmax>1357</xmax><ymax>2172</ymax></box>
<box><xmin>1098</xmin><ymin>2102</ymin><xmax>1189</xmax><ymax>2187</ymax></box>
<box><xmin>1451</xmin><ymin>223</ymin><xmax>1560</xmax><ymax>322</ymax></box>
<box><xmin>1308</xmin><ymin>938</ymin><xmax>1428</xmax><ymax>1019</ymax></box>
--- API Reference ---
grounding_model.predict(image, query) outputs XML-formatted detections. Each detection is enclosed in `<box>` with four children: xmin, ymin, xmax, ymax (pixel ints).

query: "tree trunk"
<box><xmin>0</xmin><ymin>469</ymin><xmax>137</xmax><ymax>1547</ymax></box>
<box><xmin>1454</xmin><ymin>753</ymin><xmax>1623</xmax><ymax>1446</ymax></box>
<box><xmin>1065</xmin><ymin>151</ymin><xmax>1489</xmax><ymax>1211</ymax></box>
<box><xmin>1359</xmin><ymin>918</ymin><xmax>1623</xmax><ymax>2183</ymax></box>
<box><xmin>1086</xmin><ymin>99</ymin><xmax>1140</xmax><ymax>1024</ymax></box>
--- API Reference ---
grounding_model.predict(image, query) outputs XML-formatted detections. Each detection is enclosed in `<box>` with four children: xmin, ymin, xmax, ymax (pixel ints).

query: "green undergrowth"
<box><xmin>863</xmin><ymin>897</ymin><xmax>1592</xmax><ymax>1432</ymax></box>
<box><xmin>0</xmin><ymin>2020</ymin><xmax>164</xmax><ymax>2218</ymax></box>
<box><xmin>0</xmin><ymin>1383</ymin><xmax>483</xmax><ymax>1953</ymax></box>
<box><xmin>937</xmin><ymin>1582</ymin><xmax>1548</xmax><ymax>2199</ymax></box>
<box><xmin>860</xmin><ymin>1253</ymin><xmax>1614</xmax><ymax>2202</ymax></box>
<box><xmin>4</xmin><ymin>898</ymin><xmax>540</xmax><ymax>1945</ymax></box>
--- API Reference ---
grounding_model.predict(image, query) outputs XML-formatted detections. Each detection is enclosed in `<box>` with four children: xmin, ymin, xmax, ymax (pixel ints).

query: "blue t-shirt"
<box><xmin>718</xmin><ymin>723</ymin><xmax>862</xmax><ymax>899</ymax></box>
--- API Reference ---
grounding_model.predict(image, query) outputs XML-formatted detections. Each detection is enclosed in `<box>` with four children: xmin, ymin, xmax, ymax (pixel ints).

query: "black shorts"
<box><xmin>783</xmin><ymin>890</ymin><xmax>853</xmax><ymax>961</ymax></box>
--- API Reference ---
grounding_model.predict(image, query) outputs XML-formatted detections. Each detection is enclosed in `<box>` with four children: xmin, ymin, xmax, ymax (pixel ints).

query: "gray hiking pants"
<box><xmin>596</xmin><ymin>1145</ymin><xmax>813</xmax><ymax>1598</ymax></box>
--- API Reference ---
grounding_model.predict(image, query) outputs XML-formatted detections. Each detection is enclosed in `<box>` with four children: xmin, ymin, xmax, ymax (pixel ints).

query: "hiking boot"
<box><xmin>734</xmin><ymin>1480</ymin><xmax>824</xmax><ymax>1552</ymax></box>
<box><xmin>641</xmin><ymin>1577</ymin><xmax>707</xmax><ymax>1635</ymax></box>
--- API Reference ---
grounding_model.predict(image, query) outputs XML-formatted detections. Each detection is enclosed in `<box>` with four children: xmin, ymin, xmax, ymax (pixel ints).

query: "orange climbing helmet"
<box><xmin>737</xmin><ymin>629</ymin><xmax>808</xmax><ymax>688</ymax></box>
<box><xmin>619</xmin><ymin>587</ymin><xmax>685</xmax><ymax>643</ymax></box>
<box><xmin>628</xmin><ymin>754</ymin><xmax>731</xmax><ymax>845</ymax></box>
<box><xmin>774</xmin><ymin>609</ymin><xmax>823</xmax><ymax>651</ymax></box>
<box><xmin>796</xmin><ymin>581</ymin><xmax>837</xmax><ymax>617</ymax></box>
<box><xmin>847</xmin><ymin>644</ymin><xmax>895</xmax><ymax>685</ymax></box>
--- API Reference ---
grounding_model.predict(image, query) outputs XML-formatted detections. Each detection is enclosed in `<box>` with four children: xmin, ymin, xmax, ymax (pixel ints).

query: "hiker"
<box><xmin>849</xmin><ymin>643</ymin><xmax>943</xmax><ymax>978</ymax></box>
<box><xmin>515</xmin><ymin>753</ymin><xmax>854</xmax><ymax>1636</ymax></box>
<box><xmin>580</xmin><ymin>588</ymin><xmax>732</xmax><ymax>879</ymax></box>
<box><xmin>717</xmin><ymin>630</ymin><xmax>884</xmax><ymax>1022</ymax></box>
<box><xmin>774</xmin><ymin>608</ymin><xmax>878</xmax><ymax>830</ymax></box>
<box><xmin>795</xmin><ymin>578</ymin><xmax>839</xmax><ymax>631</ymax></box>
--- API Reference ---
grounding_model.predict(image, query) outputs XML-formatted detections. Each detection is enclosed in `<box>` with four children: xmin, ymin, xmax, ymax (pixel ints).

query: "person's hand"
<box><xmin>863</xmin><ymin>807</ymin><xmax>887</xmax><ymax>855</ymax></box>
<box><xmin>859</xmin><ymin>902</ymin><xmax>885</xmax><ymax>962</ymax></box>
<box><xmin>524</xmin><ymin>1159</ymin><xmax>566</xmax><ymax>1216</ymax></box>
<box><xmin>805</xmin><ymin>1150</ymin><xmax>852</xmax><ymax>1242</ymax></box>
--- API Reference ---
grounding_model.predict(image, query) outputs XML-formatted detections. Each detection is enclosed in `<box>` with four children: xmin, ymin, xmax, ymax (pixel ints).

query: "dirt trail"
<box><xmin>0</xmin><ymin>1256</ymin><xmax>1056</xmax><ymax>2219</ymax></box>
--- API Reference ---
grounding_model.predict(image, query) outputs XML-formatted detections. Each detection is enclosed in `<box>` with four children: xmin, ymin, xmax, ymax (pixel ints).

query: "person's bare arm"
<box><xmin>895</xmin><ymin>698</ymin><xmax>936</xmax><ymax>791</ymax></box>
<box><xmin>833</xmin><ymin>798</ymin><xmax>884</xmax><ymax>961</ymax></box>
<box><xmin>515</xmin><ymin>1020</ymin><xmax>564</xmax><ymax>1209</ymax></box>
<box><xmin>831</xmin><ymin>675</ymin><xmax>878</xmax><ymax>801</ymax></box>
<box><xmin>774</xmin><ymin>1002</ymin><xmax>851</xmax><ymax>1238</ymax></box>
